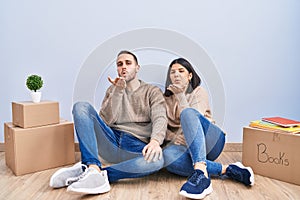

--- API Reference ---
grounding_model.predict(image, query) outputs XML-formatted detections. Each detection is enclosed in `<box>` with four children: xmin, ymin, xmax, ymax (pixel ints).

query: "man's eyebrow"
<box><xmin>117</xmin><ymin>59</ymin><xmax>132</xmax><ymax>62</ymax></box>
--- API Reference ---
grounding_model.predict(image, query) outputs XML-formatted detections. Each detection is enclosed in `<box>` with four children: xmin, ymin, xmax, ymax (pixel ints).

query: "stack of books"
<box><xmin>249</xmin><ymin>116</ymin><xmax>300</xmax><ymax>134</ymax></box>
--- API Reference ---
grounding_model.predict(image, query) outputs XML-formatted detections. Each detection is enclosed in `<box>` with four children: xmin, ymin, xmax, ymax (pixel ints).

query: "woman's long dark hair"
<box><xmin>164</xmin><ymin>58</ymin><xmax>201</xmax><ymax>97</ymax></box>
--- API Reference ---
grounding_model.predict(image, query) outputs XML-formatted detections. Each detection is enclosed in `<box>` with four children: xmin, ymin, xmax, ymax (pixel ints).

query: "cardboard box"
<box><xmin>4</xmin><ymin>120</ymin><xmax>75</xmax><ymax>176</ymax></box>
<box><xmin>242</xmin><ymin>126</ymin><xmax>300</xmax><ymax>185</ymax></box>
<box><xmin>12</xmin><ymin>101</ymin><xmax>60</xmax><ymax>128</ymax></box>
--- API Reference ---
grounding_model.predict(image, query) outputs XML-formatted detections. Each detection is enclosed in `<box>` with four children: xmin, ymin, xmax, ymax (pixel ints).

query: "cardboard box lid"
<box><xmin>12</xmin><ymin>100</ymin><xmax>58</xmax><ymax>105</ymax></box>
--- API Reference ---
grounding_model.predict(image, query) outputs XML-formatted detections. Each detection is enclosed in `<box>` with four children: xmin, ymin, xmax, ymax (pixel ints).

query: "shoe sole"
<box><xmin>179</xmin><ymin>183</ymin><xmax>213</xmax><ymax>199</ymax></box>
<box><xmin>233</xmin><ymin>162</ymin><xmax>255</xmax><ymax>186</ymax></box>
<box><xmin>49</xmin><ymin>163</ymin><xmax>81</xmax><ymax>188</ymax></box>
<box><xmin>67</xmin><ymin>183</ymin><xmax>111</xmax><ymax>194</ymax></box>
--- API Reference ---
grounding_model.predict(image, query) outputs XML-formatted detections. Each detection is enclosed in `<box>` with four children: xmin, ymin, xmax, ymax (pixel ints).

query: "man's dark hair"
<box><xmin>117</xmin><ymin>50</ymin><xmax>138</xmax><ymax>65</ymax></box>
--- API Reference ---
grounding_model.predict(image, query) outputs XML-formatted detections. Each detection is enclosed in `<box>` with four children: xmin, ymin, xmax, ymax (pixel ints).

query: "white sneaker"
<box><xmin>49</xmin><ymin>162</ymin><xmax>86</xmax><ymax>188</ymax></box>
<box><xmin>67</xmin><ymin>168</ymin><xmax>111</xmax><ymax>194</ymax></box>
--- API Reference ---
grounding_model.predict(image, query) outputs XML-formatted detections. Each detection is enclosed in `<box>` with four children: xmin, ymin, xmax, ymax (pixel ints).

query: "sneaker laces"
<box><xmin>188</xmin><ymin>170</ymin><xmax>206</xmax><ymax>185</ymax></box>
<box><xmin>65</xmin><ymin>164</ymin><xmax>88</xmax><ymax>185</ymax></box>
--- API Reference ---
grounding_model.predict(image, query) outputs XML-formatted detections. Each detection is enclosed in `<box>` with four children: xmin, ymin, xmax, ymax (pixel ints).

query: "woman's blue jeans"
<box><xmin>72</xmin><ymin>102</ymin><xmax>164</xmax><ymax>182</ymax></box>
<box><xmin>163</xmin><ymin>108</ymin><xmax>225</xmax><ymax>177</ymax></box>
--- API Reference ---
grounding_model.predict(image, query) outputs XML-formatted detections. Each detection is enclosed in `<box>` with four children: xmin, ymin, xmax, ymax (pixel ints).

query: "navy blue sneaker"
<box><xmin>179</xmin><ymin>170</ymin><xmax>213</xmax><ymax>199</ymax></box>
<box><xmin>226</xmin><ymin>162</ymin><xmax>255</xmax><ymax>186</ymax></box>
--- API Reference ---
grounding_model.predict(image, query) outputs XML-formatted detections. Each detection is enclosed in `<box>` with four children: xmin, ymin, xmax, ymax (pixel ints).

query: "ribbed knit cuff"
<box><xmin>174</xmin><ymin>92</ymin><xmax>189</xmax><ymax>110</ymax></box>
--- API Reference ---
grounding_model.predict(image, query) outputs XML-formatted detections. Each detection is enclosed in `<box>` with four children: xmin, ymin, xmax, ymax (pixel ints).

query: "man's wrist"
<box><xmin>150</xmin><ymin>139</ymin><xmax>160</xmax><ymax>145</ymax></box>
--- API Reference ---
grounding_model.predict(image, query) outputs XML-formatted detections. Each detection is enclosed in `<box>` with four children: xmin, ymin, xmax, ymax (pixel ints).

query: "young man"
<box><xmin>49</xmin><ymin>50</ymin><xmax>167</xmax><ymax>194</ymax></box>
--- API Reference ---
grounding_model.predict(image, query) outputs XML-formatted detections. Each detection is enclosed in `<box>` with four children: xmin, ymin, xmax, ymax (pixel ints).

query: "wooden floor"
<box><xmin>1</xmin><ymin>152</ymin><xmax>300</xmax><ymax>200</ymax></box>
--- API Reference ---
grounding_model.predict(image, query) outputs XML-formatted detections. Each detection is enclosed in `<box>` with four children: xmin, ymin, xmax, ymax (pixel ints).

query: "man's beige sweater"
<box><xmin>99</xmin><ymin>80</ymin><xmax>167</xmax><ymax>145</ymax></box>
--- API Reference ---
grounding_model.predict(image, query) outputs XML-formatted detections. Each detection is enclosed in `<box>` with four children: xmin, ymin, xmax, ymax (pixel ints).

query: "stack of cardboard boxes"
<box><xmin>4</xmin><ymin>101</ymin><xmax>75</xmax><ymax>176</ymax></box>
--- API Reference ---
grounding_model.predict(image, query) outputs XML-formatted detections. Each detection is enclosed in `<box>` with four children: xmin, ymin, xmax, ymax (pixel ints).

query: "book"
<box><xmin>262</xmin><ymin>117</ymin><xmax>300</xmax><ymax>127</ymax></box>
<box><xmin>249</xmin><ymin>120</ymin><xmax>300</xmax><ymax>134</ymax></box>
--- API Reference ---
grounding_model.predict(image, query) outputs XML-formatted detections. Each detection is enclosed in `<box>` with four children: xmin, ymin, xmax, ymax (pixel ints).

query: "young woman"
<box><xmin>163</xmin><ymin>58</ymin><xmax>254</xmax><ymax>199</ymax></box>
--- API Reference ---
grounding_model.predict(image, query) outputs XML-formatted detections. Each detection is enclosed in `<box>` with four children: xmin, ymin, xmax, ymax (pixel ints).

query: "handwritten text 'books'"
<box><xmin>249</xmin><ymin>120</ymin><xmax>300</xmax><ymax>134</ymax></box>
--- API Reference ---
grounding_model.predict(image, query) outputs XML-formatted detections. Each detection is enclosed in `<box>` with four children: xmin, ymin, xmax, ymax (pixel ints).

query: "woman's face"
<box><xmin>169</xmin><ymin>63</ymin><xmax>192</xmax><ymax>87</ymax></box>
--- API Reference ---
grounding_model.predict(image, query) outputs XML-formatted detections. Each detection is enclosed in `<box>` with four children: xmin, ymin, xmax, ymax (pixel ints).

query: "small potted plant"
<box><xmin>26</xmin><ymin>74</ymin><xmax>43</xmax><ymax>103</ymax></box>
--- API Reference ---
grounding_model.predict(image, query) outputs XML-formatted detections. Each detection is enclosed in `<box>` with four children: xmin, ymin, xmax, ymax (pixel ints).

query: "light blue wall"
<box><xmin>1</xmin><ymin>0</ymin><xmax>300</xmax><ymax>143</ymax></box>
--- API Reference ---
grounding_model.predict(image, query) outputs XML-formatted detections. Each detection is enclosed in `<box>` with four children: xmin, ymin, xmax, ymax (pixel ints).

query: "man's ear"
<box><xmin>136</xmin><ymin>65</ymin><xmax>140</xmax><ymax>72</ymax></box>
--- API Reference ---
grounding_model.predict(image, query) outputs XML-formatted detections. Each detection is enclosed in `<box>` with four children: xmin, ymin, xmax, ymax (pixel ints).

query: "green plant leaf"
<box><xmin>26</xmin><ymin>74</ymin><xmax>43</xmax><ymax>92</ymax></box>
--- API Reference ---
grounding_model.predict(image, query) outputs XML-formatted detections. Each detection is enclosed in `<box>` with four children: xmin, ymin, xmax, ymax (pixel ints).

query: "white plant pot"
<box><xmin>31</xmin><ymin>91</ymin><xmax>42</xmax><ymax>103</ymax></box>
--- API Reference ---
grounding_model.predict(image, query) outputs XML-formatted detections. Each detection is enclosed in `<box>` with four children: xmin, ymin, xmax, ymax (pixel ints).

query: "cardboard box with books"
<box><xmin>4</xmin><ymin>120</ymin><xmax>75</xmax><ymax>176</ymax></box>
<box><xmin>242</xmin><ymin>117</ymin><xmax>300</xmax><ymax>185</ymax></box>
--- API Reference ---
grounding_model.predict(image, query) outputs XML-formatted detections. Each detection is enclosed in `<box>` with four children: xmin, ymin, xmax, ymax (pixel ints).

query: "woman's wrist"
<box><xmin>175</xmin><ymin>92</ymin><xmax>189</xmax><ymax>108</ymax></box>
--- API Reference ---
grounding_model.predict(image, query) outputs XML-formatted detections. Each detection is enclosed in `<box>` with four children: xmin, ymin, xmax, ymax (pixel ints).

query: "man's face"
<box><xmin>116</xmin><ymin>53</ymin><xmax>139</xmax><ymax>82</ymax></box>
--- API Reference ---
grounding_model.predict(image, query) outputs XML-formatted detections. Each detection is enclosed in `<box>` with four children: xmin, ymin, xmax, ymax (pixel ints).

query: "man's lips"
<box><xmin>121</xmin><ymin>71</ymin><xmax>127</xmax><ymax>76</ymax></box>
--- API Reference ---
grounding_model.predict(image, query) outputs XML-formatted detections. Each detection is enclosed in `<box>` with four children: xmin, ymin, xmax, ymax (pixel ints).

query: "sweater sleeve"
<box><xmin>99</xmin><ymin>86</ymin><xmax>124</xmax><ymax>125</ymax></box>
<box><xmin>190</xmin><ymin>87</ymin><xmax>212</xmax><ymax>119</ymax></box>
<box><xmin>175</xmin><ymin>87</ymin><xmax>212</xmax><ymax>120</ymax></box>
<box><xmin>174</xmin><ymin>92</ymin><xmax>189</xmax><ymax>114</ymax></box>
<box><xmin>149</xmin><ymin>87</ymin><xmax>168</xmax><ymax>144</ymax></box>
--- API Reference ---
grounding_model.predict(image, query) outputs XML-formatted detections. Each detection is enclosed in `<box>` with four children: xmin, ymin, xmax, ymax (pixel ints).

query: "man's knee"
<box><xmin>73</xmin><ymin>101</ymin><xmax>91</xmax><ymax>115</ymax></box>
<box><xmin>135</xmin><ymin>157</ymin><xmax>164</xmax><ymax>172</ymax></box>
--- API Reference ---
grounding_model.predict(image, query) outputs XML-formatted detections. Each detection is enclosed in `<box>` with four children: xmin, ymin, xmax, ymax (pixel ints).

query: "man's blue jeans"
<box><xmin>72</xmin><ymin>102</ymin><xmax>164</xmax><ymax>182</ymax></box>
<box><xmin>163</xmin><ymin>108</ymin><xmax>225</xmax><ymax>176</ymax></box>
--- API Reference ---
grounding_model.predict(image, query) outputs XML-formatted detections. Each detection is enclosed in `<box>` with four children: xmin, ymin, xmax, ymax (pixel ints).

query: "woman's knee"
<box><xmin>181</xmin><ymin>108</ymin><xmax>196</xmax><ymax>118</ymax></box>
<box><xmin>180</xmin><ymin>108</ymin><xmax>204</xmax><ymax>123</ymax></box>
